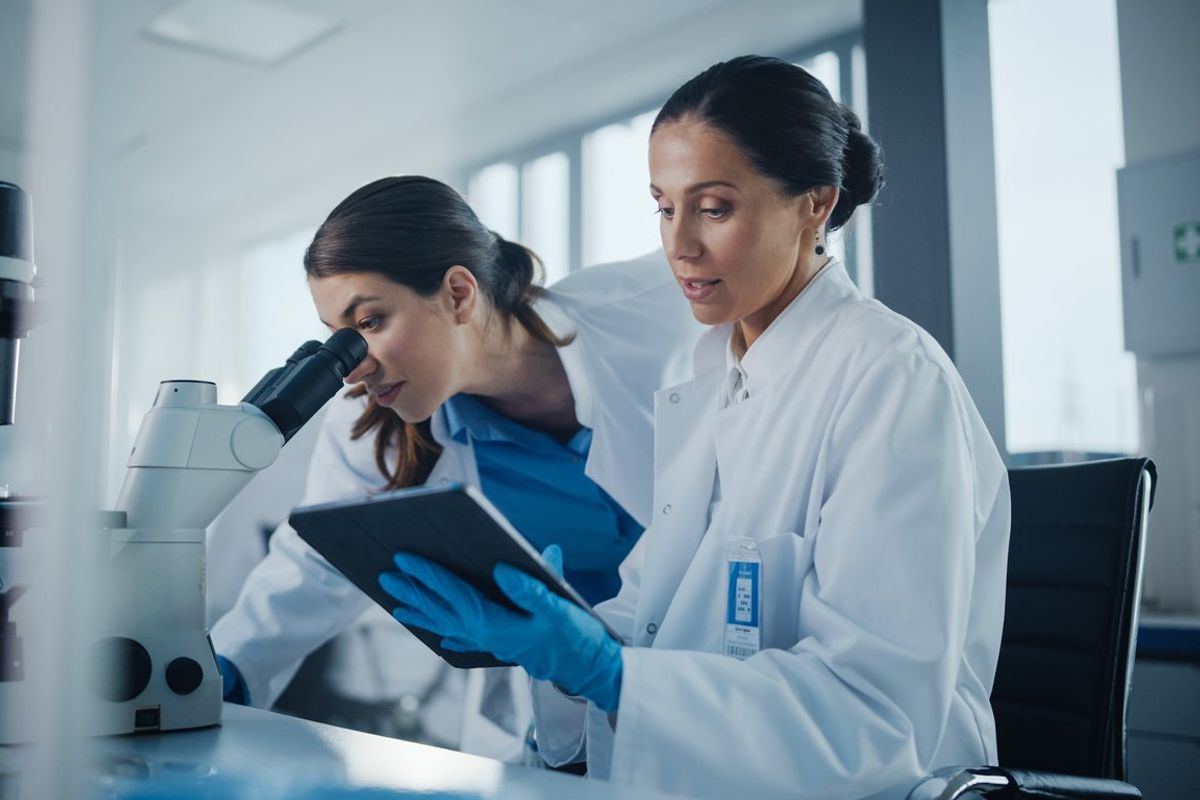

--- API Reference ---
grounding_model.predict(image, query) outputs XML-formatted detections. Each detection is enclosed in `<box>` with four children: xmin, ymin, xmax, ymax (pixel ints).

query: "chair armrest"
<box><xmin>907</xmin><ymin>767</ymin><xmax>1142</xmax><ymax>800</ymax></box>
<box><xmin>996</xmin><ymin>768</ymin><xmax>1141</xmax><ymax>799</ymax></box>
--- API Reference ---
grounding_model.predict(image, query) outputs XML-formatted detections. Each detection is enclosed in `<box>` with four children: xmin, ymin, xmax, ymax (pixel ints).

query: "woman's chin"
<box><xmin>688</xmin><ymin>302</ymin><xmax>733</xmax><ymax>327</ymax></box>
<box><xmin>391</xmin><ymin>401</ymin><xmax>436</xmax><ymax>425</ymax></box>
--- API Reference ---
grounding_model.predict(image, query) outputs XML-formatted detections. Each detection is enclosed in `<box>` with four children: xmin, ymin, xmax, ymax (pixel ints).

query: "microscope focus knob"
<box><xmin>165</xmin><ymin>656</ymin><xmax>204</xmax><ymax>696</ymax></box>
<box><xmin>91</xmin><ymin>636</ymin><xmax>151</xmax><ymax>703</ymax></box>
<box><xmin>230</xmin><ymin>414</ymin><xmax>284</xmax><ymax>469</ymax></box>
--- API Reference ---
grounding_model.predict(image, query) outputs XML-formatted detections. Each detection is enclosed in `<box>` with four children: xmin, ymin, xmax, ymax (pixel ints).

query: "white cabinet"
<box><xmin>1117</xmin><ymin>150</ymin><xmax>1200</xmax><ymax>358</ymax></box>
<box><xmin>1127</xmin><ymin>658</ymin><xmax>1200</xmax><ymax>799</ymax></box>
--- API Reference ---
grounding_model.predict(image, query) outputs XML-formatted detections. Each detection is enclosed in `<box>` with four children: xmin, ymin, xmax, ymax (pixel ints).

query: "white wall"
<box><xmin>1117</xmin><ymin>0</ymin><xmax>1200</xmax><ymax>165</ymax></box>
<box><xmin>0</xmin><ymin>149</ymin><xmax>21</xmax><ymax>181</ymax></box>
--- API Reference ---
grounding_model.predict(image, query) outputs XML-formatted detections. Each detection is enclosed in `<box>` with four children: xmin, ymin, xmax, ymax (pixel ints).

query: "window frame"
<box><xmin>458</xmin><ymin>30</ymin><xmax>865</xmax><ymax>278</ymax></box>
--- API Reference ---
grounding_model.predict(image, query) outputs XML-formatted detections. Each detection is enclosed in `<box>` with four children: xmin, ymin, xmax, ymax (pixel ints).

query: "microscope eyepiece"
<box><xmin>242</xmin><ymin>328</ymin><xmax>367</xmax><ymax>442</ymax></box>
<box><xmin>318</xmin><ymin>327</ymin><xmax>369</xmax><ymax>375</ymax></box>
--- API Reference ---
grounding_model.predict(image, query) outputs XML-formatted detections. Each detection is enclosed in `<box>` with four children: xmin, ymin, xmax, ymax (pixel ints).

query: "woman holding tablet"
<box><xmin>211</xmin><ymin>176</ymin><xmax>700</xmax><ymax>759</ymax></box>
<box><xmin>380</xmin><ymin>56</ymin><xmax>1010</xmax><ymax>798</ymax></box>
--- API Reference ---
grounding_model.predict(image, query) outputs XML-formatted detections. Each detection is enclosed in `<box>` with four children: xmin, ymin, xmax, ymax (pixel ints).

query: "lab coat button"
<box><xmin>669</xmin><ymin>392</ymin><xmax>680</xmax><ymax>403</ymax></box>
<box><xmin>662</xmin><ymin>504</ymin><xmax>672</xmax><ymax>515</ymax></box>
<box><xmin>646</xmin><ymin>622</ymin><xmax>658</xmax><ymax>635</ymax></box>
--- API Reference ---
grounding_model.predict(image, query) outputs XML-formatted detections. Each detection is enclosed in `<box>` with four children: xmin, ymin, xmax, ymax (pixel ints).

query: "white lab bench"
<box><xmin>81</xmin><ymin>703</ymin><xmax>692</xmax><ymax>798</ymax></box>
<box><xmin>70</xmin><ymin>705</ymin><xmax>696</xmax><ymax>800</ymax></box>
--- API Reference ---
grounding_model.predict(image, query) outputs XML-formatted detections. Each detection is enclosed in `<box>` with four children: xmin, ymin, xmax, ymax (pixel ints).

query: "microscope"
<box><xmin>0</xmin><ymin>180</ymin><xmax>367</xmax><ymax>740</ymax></box>
<box><xmin>90</xmin><ymin>328</ymin><xmax>365</xmax><ymax>737</ymax></box>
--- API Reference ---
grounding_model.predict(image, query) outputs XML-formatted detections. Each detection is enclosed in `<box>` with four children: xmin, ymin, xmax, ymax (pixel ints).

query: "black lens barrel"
<box><xmin>244</xmin><ymin>328</ymin><xmax>366</xmax><ymax>442</ymax></box>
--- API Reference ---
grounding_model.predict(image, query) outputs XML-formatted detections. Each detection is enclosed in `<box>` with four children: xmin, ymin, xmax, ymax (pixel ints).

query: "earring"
<box><xmin>815</xmin><ymin>233</ymin><xmax>825</xmax><ymax>256</ymax></box>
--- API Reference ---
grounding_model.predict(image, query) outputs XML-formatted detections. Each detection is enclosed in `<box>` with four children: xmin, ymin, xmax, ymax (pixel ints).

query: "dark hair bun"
<box><xmin>829</xmin><ymin>105</ymin><xmax>884</xmax><ymax>231</ymax></box>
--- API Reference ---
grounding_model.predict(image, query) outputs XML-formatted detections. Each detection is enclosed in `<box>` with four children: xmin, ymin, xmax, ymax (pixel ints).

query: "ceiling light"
<box><xmin>144</xmin><ymin>0</ymin><xmax>338</xmax><ymax>68</ymax></box>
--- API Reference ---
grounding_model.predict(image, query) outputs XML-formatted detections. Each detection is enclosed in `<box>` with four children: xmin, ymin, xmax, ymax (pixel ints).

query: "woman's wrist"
<box><xmin>550</xmin><ymin>642</ymin><xmax>622</xmax><ymax>712</ymax></box>
<box><xmin>216</xmin><ymin>654</ymin><xmax>251</xmax><ymax>706</ymax></box>
<box><xmin>586</xmin><ymin>642</ymin><xmax>624</xmax><ymax>713</ymax></box>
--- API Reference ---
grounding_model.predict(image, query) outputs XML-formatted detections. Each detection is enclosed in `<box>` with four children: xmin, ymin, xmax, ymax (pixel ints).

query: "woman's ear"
<box><xmin>806</xmin><ymin>185</ymin><xmax>840</xmax><ymax>229</ymax></box>
<box><xmin>443</xmin><ymin>266</ymin><xmax>478</xmax><ymax>325</ymax></box>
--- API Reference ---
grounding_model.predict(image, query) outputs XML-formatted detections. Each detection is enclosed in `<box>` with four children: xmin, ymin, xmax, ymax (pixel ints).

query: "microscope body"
<box><xmin>91</xmin><ymin>523</ymin><xmax>219</xmax><ymax>735</ymax></box>
<box><xmin>92</xmin><ymin>382</ymin><xmax>285</xmax><ymax>735</ymax></box>
<box><xmin>88</xmin><ymin>331</ymin><xmax>364</xmax><ymax>737</ymax></box>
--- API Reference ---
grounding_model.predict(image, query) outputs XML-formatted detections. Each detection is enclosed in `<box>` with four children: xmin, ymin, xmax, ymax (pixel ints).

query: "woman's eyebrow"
<box><xmin>649</xmin><ymin>180</ymin><xmax>739</xmax><ymax>195</ymax></box>
<box><xmin>319</xmin><ymin>294</ymin><xmax>382</xmax><ymax>328</ymax></box>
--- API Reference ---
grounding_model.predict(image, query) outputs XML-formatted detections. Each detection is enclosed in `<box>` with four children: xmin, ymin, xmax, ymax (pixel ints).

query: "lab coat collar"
<box><xmin>719</xmin><ymin>339</ymin><xmax>750</xmax><ymax>409</ymax></box>
<box><xmin>531</xmin><ymin>294</ymin><xmax>595</xmax><ymax>430</ymax></box>
<box><xmin>694</xmin><ymin>259</ymin><xmax>857</xmax><ymax>395</ymax></box>
<box><xmin>691</xmin><ymin>322</ymin><xmax>733</xmax><ymax>383</ymax></box>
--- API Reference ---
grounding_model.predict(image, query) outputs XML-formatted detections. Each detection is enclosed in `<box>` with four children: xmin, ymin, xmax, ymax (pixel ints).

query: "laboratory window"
<box><xmin>237</xmin><ymin>229</ymin><xmax>327</xmax><ymax>398</ymax></box>
<box><xmin>581</xmin><ymin>108</ymin><xmax>660</xmax><ymax>267</ymax></box>
<box><xmin>464</xmin><ymin>39</ymin><xmax>864</xmax><ymax>286</ymax></box>
<box><xmin>989</xmin><ymin>0</ymin><xmax>1137</xmax><ymax>457</ymax></box>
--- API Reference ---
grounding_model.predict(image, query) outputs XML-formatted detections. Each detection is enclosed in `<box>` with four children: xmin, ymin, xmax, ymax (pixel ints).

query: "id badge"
<box><xmin>723</xmin><ymin>537</ymin><xmax>762</xmax><ymax>660</ymax></box>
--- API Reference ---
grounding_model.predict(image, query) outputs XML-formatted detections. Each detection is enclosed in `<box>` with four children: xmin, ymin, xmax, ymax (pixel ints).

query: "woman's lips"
<box><xmin>678</xmin><ymin>276</ymin><xmax>722</xmax><ymax>302</ymax></box>
<box><xmin>374</xmin><ymin>382</ymin><xmax>404</xmax><ymax>405</ymax></box>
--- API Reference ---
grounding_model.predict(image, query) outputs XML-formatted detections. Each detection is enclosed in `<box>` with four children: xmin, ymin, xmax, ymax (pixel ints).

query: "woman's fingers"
<box><xmin>541</xmin><ymin>544</ymin><xmax>564</xmax><ymax>577</ymax></box>
<box><xmin>494</xmin><ymin>563</ymin><xmax>563</xmax><ymax>617</ymax></box>
<box><xmin>391</xmin><ymin>553</ymin><xmax>476</xmax><ymax>612</ymax></box>
<box><xmin>390</xmin><ymin>602</ymin><xmax>444</xmax><ymax>635</ymax></box>
<box><xmin>378</xmin><ymin>570</ymin><xmax>421</xmax><ymax>604</ymax></box>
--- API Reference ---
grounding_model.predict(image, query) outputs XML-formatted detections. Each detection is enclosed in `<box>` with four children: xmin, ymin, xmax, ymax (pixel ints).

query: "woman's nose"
<box><xmin>663</xmin><ymin>217</ymin><xmax>702</xmax><ymax>262</ymax></box>
<box><xmin>344</xmin><ymin>352</ymin><xmax>377</xmax><ymax>385</ymax></box>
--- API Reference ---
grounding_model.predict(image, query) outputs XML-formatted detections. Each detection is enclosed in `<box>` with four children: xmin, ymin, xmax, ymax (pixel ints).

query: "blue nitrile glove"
<box><xmin>378</xmin><ymin>544</ymin><xmax>623</xmax><ymax>712</ymax></box>
<box><xmin>216</xmin><ymin>654</ymin><xmax>250</xmax><ymax>705</ymax></box>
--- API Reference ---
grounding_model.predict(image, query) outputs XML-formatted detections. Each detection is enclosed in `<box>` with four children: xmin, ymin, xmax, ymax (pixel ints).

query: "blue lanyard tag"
<box><xmin>724</xmin><ymin>537</ymin><xmax>762</xmax><ymax>660</ymax></box>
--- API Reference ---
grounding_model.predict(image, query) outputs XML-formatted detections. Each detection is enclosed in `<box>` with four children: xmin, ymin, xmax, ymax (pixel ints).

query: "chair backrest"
<box><xmin>990</xmin><ymin>457</ymin><xmax>1155</xmax><ymax>781</ymax></box>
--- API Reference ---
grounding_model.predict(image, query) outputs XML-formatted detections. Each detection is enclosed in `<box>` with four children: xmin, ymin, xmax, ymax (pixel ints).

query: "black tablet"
<box><xmin>289</xmin><ymin>483</ymin><xmax>621</xmax><ymax>669</ymax></box>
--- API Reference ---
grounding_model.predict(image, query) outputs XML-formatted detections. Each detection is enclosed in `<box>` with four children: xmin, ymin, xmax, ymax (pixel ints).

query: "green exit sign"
<box><xmin>1174</xmin><ymin>221</ymin><xmax>1200</xmax><ymax>263</ymax></box>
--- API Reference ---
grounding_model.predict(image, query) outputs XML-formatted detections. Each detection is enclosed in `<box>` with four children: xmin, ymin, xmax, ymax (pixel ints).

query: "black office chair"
<box><xmin>909</xmin><ymin>457</ymin><xmax>1156</xmax><ymax>800</ymax></box>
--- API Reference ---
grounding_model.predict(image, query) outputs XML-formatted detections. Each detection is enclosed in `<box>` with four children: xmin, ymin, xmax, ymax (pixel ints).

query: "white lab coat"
<box><xmin>533</xmin><ymin>261</ymin><xmax>1011</xmax><ymax>800</ymax></box>
<box><xmin>210</xmin><ymin>251</ymin><xmax>701</xmax><ymax>760</ymax></box>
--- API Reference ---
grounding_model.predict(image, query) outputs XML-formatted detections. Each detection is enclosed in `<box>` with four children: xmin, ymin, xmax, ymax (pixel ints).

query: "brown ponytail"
<box><xmin>342</xmin><ymin>385</ymin><xmax>441</xmax><ymax>491</ymax></box>
<box><xmin>492</xmin><ymin>235</ymin><xmax>574</xmax><ymax>352</ymax></box>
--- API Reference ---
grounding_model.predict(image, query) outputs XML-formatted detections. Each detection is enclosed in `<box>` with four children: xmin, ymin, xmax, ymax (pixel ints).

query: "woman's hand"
<box><xmin>378</xmin><ymin>545</ymin><xmax>623</xmax><ymax>711</ymax></box>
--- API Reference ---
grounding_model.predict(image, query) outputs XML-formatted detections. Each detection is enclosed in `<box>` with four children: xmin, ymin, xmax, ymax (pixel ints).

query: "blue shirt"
<box><xmin>442</xmin><ymin>393</ymin><xmax>643</xmax><ymax>605</ymax></box>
